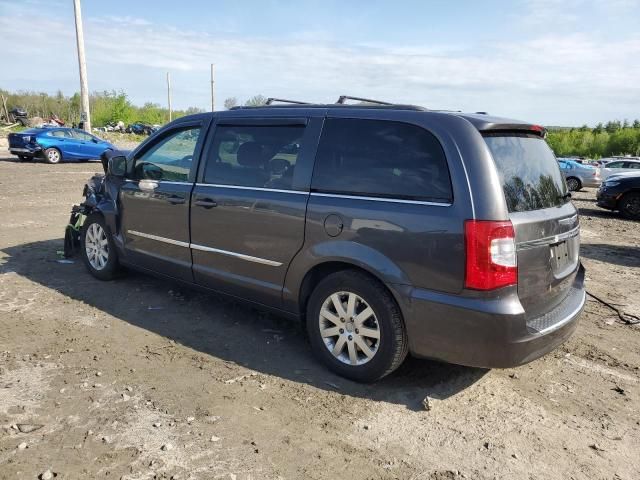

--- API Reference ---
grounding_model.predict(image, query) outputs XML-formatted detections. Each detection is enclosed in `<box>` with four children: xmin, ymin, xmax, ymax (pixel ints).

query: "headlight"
<box><xmin>603</xmin><ymin>181</ymin><xmax>620</xmax><ymax>187</ymax></box>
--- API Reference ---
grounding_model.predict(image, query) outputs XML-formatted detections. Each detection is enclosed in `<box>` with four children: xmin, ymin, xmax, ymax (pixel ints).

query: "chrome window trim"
<box><xmin>195</xmin><ymin>183</ymin><xmax>308</xmax><ymax>195</ymax></box>
<box><xmin>127</xmin><ymin>230</ymin><xmax>190</xmax><ymax>248</ymax></box>
<box><xmin>517</xmin><ymin>226</ymin><xmax>580</xmax><ymax>250</ymax></box>
<box><xmin>159</xmin><ymin>180</ymin><xmax>192</xmax><ymax>185</ymax></box>
<box><xmin>127</xmin><ymin>230</ymin><xmax>282</xmax><ymax>267</ymax></box>
<box><xmin>310</xmin><ymin>192</ymin><xmax>452</xmax><ymax>207</ymax></box>
<box><xmin>190</xmin><ymin>243</ymin><xmax>282</xmax><ymax>266</ymax></box>
<box><xmin>124</xmin><ymin>179</ymin><xmax>192</xmax><ymax>186</ymax></box>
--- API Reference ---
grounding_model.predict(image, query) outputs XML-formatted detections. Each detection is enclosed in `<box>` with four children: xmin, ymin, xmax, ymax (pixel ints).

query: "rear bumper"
<box><xmin>394</xmin><ymin>264</ymin><xmax>586</xmax><ymax>368</ymax></box>
<box><xmin>9</xmin><ymin>145</ymin><xmax>42</xmax><ymax>157</ymax></box>
<box><xmin>581</xmin><ymin>177</ymin><xmax>601</xmax><ymax>188</ymax></box>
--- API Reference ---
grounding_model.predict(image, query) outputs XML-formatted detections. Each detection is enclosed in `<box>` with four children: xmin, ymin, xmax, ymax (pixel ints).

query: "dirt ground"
<box><xmin>0</xmin><ymin>149</ymin><xmax>638</xmax><ymax>480</ymax></box>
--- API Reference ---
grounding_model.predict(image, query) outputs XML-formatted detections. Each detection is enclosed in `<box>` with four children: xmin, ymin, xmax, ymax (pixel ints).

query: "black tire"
<box><xmin>619</xmin><ymin>192</ymin><xmax>640</xmax><ymax>220</ymax></box>
<box><xmin>566</xmin><ymin>177</ymin><xmax>581</xmax><ymax>192</ymax></box>
<box><xmin>80</xmin><ymin>214</ymin><xmax>121</xmax><ymax>280</ymax></box>
<box><xmin>44</xmin><ymin>147</ymin><xmax>62</xmax><ymax>164</ymax></box>
<box><xmin>306</xmin><ymin>270</ymin><xmax>408</xmax><ymax>382</ymax></box>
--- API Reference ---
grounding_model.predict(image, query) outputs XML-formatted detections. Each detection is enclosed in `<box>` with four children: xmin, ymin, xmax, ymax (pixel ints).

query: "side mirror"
<box><xmin>107</xmin><ymin>155</ymin><xmax>127</xmax><ymax>177</ymax></box>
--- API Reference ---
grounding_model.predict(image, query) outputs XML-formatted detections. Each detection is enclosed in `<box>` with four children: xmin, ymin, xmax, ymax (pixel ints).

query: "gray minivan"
<box><xmin>78</xmin><ymin>98</ymin><xmax>585</xmax><ymax>382</ymax></box>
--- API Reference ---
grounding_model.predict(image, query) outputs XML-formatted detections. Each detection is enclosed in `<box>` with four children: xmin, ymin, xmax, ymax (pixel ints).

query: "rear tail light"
<box><xmin>464</xmin><ymin>220</ymin><xmax>517</xmax><ymax>290</ymax></box>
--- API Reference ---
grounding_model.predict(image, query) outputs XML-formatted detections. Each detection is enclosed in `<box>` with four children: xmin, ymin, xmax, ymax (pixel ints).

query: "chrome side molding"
<box><xmin>127</xmin><ymin>230</ymin><xmax>282</xmax><ymax>267</ymax></box>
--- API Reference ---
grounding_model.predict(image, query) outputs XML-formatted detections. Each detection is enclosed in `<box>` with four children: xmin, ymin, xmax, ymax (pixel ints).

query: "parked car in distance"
<box><xmin>1</xmin><ymin>106</ymin><xmax>28</xmax><ymax>126</ymax></box>
<box><xmin>126</xmin><ymin>122</ymin><xmax>158</xmax><ymax>135</ymax></box>
<box><xmin>597</xmin><ymin>172</ymin><xmax>640</xmax><ymax>219</ymax></box>
<box><xmin>74</xmin><ymin>100</ymin><xmax>585</xmax><ymax>382</ymax></box>
<box><xmin>8</xmin><ymin>127</ymin><xmax>114</xmax><ymax>163</ymax></box>
<box><xmin>558</xmin><ymin>159</ymin><xmax>600</xmax><ymax>191</ymax></box>
<box><xmin>599</xmin><ymin>158</ymin><xmax>640</xmax><ymax>181</ymax></box>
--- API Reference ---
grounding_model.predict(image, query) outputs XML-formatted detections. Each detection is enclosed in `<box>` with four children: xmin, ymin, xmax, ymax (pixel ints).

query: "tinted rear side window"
<box><xmin>484</xmin><ymin>134</ymin><xmax>568</xmax><ymax>212</ymax></box>
<box><xmin>204</xmin><ymin>125</ymin><xmax>304</xmax><ymax>190</ymax></box>
<box><xmin>312</xmin><ymin>119</ymin><xmax>452</xmax><ymax>202</ymax></box>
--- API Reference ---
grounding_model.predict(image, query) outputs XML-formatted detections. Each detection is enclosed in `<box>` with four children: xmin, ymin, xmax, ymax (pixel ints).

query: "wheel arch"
<box><xmin>293</xmin><ymin>259</ymin><xmax>408</xmax><ymax>321</ymax></box>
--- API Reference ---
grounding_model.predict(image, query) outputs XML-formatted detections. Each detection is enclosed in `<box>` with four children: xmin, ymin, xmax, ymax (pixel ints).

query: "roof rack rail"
<box><xmin>336</xmin><ymin>95</ymin><xmax>393</xmax><ymax>106</ymax></box>
<box><xmin>265</xmin><ymin>97</ymin><xmax>311</xmax><ymax>105</ymax></box>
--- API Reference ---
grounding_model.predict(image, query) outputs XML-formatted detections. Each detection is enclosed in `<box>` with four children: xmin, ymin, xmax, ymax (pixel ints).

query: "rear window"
<box><xmin>484</xmin><ymin>133</ymin><xmax>568</xmax><ymax>212</ymax></box>
<box><xmin>312</xmin><ymin>119</ymin><xmax>452</xmax><ymax>202</ymax></box>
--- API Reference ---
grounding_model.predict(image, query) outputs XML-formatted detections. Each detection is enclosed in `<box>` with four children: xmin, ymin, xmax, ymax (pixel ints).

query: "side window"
<box><xmin>72</xmin><ymin>130</ymin><xmax>93</xmax><ymax>141</ymax></box>
<box><xmin>50</xmin><ymin>130</ymin><xmax>71</xmax><ymax>138</ymax></box>
<box><xmin>204</xmin><ymin>125</ymin><xmax>304</xmax><ymax>189</ymax></box>
<box><xmin>134</xmin><ymin>127</ymin><xmax>201</xmax><ymax>181</ymax></box>
<box><xmin>312</xmin><ymin>119</ymin><xmax>452</xmax><ymax>202</ymax></box>
<box><xmin>607</xmin><ymin>161</ymin><xmax>623</xmax><ymax>168</ymax></box>
<box><xmin>627</xmin><ymin>162</ymin><xmax>640</xmax><ymax>169</ymax></box>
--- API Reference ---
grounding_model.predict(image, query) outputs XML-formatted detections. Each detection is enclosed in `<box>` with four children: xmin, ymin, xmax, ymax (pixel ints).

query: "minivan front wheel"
<box><xmin>81</xmin><ymin>214</ymin><xmax>120</xmax><ymax>280</ymax></box>
<box><xmin>306</xmin><ymin>270</ymin><xmax>408</xmax><ymax>382</ymax></box>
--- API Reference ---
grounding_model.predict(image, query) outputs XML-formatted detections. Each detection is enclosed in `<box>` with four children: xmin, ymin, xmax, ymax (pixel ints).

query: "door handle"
<box><xmin>139</xmin><ymin>179</ymin><xmax>158</xmax><ymax>191</ymax></box>
<box><xmin>194</xmin><ymin>198</ymin><xmax>217</xmax><ymax>209</ymax></box>
<box><xmin>167</xmin><ymin>195</ymin><xmax>186</xmax><ymax>205</ymax></box>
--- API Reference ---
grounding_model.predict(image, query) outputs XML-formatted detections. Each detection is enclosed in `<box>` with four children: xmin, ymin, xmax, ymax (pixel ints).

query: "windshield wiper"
<box><xmin>559</xmin><ymin>192</ymin><xmax>572</xmax><ymax>200</ymax></box>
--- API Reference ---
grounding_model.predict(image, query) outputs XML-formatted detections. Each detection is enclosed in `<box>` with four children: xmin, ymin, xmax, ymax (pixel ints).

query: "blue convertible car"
<box><xmin>8</xmin><ymin>127</ymin><xmax>114</xmax><ymax>164</ymax></box>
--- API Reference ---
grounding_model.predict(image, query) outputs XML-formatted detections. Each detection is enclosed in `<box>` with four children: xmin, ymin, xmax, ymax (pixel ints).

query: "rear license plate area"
<box><xmin>552</xmin><ymin>241</ymin><xmax>570</xmax><ymax>270</ymax></box>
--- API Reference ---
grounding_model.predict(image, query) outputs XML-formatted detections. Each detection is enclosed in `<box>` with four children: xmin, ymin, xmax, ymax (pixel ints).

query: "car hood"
<box><xmin>606</xmin><ymin>171</ymin><xmax>640</xmax><ymax>181</ymax></box>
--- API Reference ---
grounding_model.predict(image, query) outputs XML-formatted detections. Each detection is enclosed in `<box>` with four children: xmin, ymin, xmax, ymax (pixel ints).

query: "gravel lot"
<box><xmin>0</xmin><ymin>150</ymin><xmax>638</xmax><ymax>480</ymax></box>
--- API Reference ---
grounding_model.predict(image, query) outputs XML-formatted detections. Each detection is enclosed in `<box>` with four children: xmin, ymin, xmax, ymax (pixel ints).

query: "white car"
<box><xmin>599</xmin><ymin>158</ymin><xmax>640</xmax><ymax>180</ymax></box>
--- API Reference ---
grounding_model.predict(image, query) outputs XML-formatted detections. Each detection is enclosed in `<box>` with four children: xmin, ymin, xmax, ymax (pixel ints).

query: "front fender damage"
<box><xmin>64</xmin><ymin>150</ymin><xmax>120</xmax><ymax>258</ymax></box>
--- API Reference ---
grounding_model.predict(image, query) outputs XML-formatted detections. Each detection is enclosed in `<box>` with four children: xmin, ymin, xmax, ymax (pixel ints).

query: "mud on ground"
<box><xmin>0</xmin><ymin>154</ymin><xmax>638</xmax><ymax>480</ymax></box>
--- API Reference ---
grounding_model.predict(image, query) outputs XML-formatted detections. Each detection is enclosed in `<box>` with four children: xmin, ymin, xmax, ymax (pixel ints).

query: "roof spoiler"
<box><xmin>481</xmin><ymin>123</ymin><xmax>547</xmax><ymax>138</ymax></box>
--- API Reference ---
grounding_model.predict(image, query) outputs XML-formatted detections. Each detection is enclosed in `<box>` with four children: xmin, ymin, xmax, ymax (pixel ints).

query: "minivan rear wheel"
<box><xmin>619</xmin><ymin>192</ymin><xmax>640</xmax><ymax>220</ymax></box>
<box><xmin>306</xmin><ymin>270</ymin><xmax>408</xmax><ymax>382</ymax></box>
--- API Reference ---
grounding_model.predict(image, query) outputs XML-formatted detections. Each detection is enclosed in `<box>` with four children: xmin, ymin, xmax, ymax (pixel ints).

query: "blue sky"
<box><xmin>1</xmin><ymin>0</ymin><xmax>639</xmax><ymax>125</ymax></box>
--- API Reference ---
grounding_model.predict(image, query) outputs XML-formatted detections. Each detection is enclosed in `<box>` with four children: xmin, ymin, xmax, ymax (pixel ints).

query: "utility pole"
<box><xmin>167</xmin><ymin>72</ymin><xmax>172</xmax><ymax>122</ymax></box>
<box><xmin>210</xmin><ymin>64</ymin><xmax>215</xmax><ymax>111</ymax></box>
<box><xmin>72</xmin><ymin>0</ymin><xmax>91</xmax><ymax>132</ymax></box>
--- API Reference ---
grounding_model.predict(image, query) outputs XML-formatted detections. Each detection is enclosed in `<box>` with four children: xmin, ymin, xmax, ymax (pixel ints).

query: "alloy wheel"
<box><xmin>85</xmin><ymin>223</ymin><xmax>109</xmax><ymax>270</ymax></box>
<box><xmin>623</xmin><ymin>195</ymin><xmax>640</xmax><ymax>218</ymax></box>
<box><xmin>318</xmin><ymin>291</ymin><xmax>380</xmax><ymax>366</ymax></box>
<box><xmin>567</xmin><ymin>178</ymin><xmax>579</xmax><ymax>191</ymax></box>
<box><xmin>47</xmin><ymin>149</ymin><xmax>60</xmax><ymax>163</ymax></box>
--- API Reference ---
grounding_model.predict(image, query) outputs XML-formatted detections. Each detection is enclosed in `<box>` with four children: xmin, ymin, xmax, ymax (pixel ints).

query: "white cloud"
<box><xmin>1</xmin><ymin>3</ymin><xmax>639</xmax><ymax>125</ymax></box>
